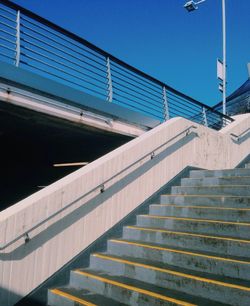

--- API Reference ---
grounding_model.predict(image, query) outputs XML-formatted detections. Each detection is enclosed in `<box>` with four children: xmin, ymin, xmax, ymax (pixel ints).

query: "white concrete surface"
<box><xmin>0</xmin><ymin>114</ymin><xmax>250</xmax><ymax>306</ymax></box>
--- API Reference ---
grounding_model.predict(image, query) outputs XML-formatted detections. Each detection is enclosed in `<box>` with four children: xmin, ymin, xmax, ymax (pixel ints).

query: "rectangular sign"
<box><xmin>217</xmin><ymin>59</ymin><xmax>224</xmax><ymax>81</ymax></box>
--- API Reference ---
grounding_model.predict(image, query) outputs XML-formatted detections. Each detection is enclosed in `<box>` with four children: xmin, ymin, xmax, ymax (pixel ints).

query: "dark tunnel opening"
<box><xmin>0</xmin><ymin>102</ymin><xmax>132</xmax><ymax>211</ymax></box>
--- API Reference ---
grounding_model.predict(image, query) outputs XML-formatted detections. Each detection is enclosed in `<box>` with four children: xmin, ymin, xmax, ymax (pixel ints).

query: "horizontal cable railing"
<box><xmin>0</xmin><ymin>0</ymin><xmax>234</xmax><ymax>129</ymax></box>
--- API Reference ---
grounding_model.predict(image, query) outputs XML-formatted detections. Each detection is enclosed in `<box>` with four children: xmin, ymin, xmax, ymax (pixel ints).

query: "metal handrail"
<box><xmin>0</xmin><ymin>0</ymin><xmax>233</xmax><ymax>127</ymax></box>
<box><xmin>0</xmin><ymin>125</ymin><xmax>198</xmax><ymax>251</ymax></box>
<box><xmin>230</xmin><ymin>128</ymin><xmax>250</xmax><ymax>142</ymax></box>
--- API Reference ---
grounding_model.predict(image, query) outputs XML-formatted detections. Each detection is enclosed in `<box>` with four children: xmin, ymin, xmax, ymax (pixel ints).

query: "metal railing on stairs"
<box><xmin>0</xmin><ymin>125</ymin><xmax>198</xmax><ymax>251</ymax></box>
<box><xmin>0</xmin><ymin>0</ymin><xmax>233</xmax><ymax>129</ymax></box>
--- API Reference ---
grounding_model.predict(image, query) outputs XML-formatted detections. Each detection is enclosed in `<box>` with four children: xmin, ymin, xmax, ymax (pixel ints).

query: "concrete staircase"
<box><xmin>48</xmin><ymin>164</ymin><xmax>250</xmax><ymax>306</ymax></box>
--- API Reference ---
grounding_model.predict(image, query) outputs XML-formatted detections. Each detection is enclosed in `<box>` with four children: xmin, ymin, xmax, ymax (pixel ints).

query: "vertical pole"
<box><xmin>202</xmin><ymin>107</ymin><xmax>208</xmax><ymax>127</ymax></box>
<box><xmin>106</xmin><ymin>57</ymin><xmax>113</xmax><ymax>102</ymax></box>
<box><xmin>162</xmin><ymin>86</ymin><xmax>170</xmax><ymax>121</ymax></box>
<box><xmin>222</xmin><ymin>0</ymin><xmax>226</xmax><ymax>115</ymax></box>
<box><xmin>15</xmin><ymin>10</ymin><xmax>20</xmax><ymax>67</ymax></box>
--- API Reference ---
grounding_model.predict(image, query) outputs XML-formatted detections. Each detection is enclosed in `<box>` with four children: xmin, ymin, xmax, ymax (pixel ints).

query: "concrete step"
<box><xmin>171</xmin><ymin>185</ymin><xmax>250</xmax><ymax>196</ymax></box>
<box><xmin>181</xmin><ymin>176</ymin><xmax>250</xmax><ymax>187</ymax></box>
<box><xmin>149</xmin><ymin>204</ymin><xmax>250</xmax><ymax>222</ymax></box>
<box><xmin>123</xmin><ymin>226</ymin><xmax>250</xmax><ymax>258</ymax></box>
<box><xmin>189</xmin><ymin>168</ymin><xmax>250</xmax><ymax>178</ymax></box>
<box><xmin>89</xmin><ymin>253</ymin><xmax>250</xmax><ymax>306</ymax></box>
<box><xmin>136</xmin><ymin>214</ymin><xmax>250</xmax><ymax>238</ymax></box>
<box><xmin>107</xmin><ymin>239</ymin><xmax>250</xmax><ymax>281</ymax></box>
<box><xmin>160</xmin><ymin>194</ymin><xmax>250</xmax><ymax>208</ymax></box>
<box><xmin>48</xmin><ymin>287</ymin><xmax>126</xmax><ymax>306</ymax></box>
<box><xmin>69</xmin><ymin>268</ymin><xmax>209</xmax><ymax>306</ymax></box>
<box><xmin>48</xmin><ymin>163</ymin><xmax>250</xmax><ymax>306</ymax></box>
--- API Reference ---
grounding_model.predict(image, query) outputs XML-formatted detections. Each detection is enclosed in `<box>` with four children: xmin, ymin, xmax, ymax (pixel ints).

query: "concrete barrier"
<box><xmin>0</xmin><ymin>114</ymin><xmax>250</xmax><ymax>306</ymax></box>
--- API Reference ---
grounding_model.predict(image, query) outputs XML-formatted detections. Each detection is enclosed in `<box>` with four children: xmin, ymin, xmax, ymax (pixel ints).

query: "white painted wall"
<box><xmin>0</xmin><ymin>114</ymin><xmax>250</xmax><ymax>306</ymax></box>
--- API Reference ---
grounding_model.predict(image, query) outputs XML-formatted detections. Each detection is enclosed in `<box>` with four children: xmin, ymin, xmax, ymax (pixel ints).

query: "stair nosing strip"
<box><xmin>126</xmin><ymin>226</ymin><xmax>250</xmax><ymax>243</ymax></box>
<box><xmin>191</xmin><ymin>169</ymin><xmax>250</xmax><ymax>172</ymax></box>
<box><xmin>50</xmin><ymin>288</ymin><xmax>97</xmax><ymax>306</ymax></box>
<box><xmin>139</xmin><ymin>215</ymin><xmax>250</xmax><ymax>226</ymax></box>
<box><xmin>184</xmin><ymin>176</ymin><xmax>250</xmax><ymax>179</ymax></box>
<box><xmin>92</xmin><ymin>253</ymin><xmax>250</xmax><ymax>292</ymax></box>
<box><xmin>162</xmin><ymin>194</ymin><xmax>250</xmax><ymax>198</ymax></box>
<box><xmin>110</xmin><ymin>239</ymin><xmax>250</xmax><ymax>265</ymax></box>
<box><xmin>74</xmin><ymin>270</ymin><xmax>197</xmax><ymax>306</ymax></box>
<box><xmin>151</xmin><ymin>204</ymin><xmax>250</xmax><ymax>211</ymax></box>
<box><xmin>173</xmin><ymin>185</ymin><xmax>250</xmax><ymax>188</ymax></box>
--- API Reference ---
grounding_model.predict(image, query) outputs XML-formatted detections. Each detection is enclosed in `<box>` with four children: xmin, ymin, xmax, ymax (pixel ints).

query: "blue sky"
<box><xmin>11</xmin><ymin>0</ymin><xmax>250</xmax><ymax>106</ymax></box>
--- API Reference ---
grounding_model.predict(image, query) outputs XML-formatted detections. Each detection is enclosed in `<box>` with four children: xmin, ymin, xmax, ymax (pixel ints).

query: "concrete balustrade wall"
<box><xmin>0</xmin><ymin>114</ymin><xmax>250</xmax><ymax>306</ymax></box>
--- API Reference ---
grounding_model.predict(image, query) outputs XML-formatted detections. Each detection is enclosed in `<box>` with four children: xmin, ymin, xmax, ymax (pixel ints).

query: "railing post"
<box><xmin>222</xmin><ymin>117</ymin><xmax>227</xmax><ymax>128</ymax></box>
<box><xmin>162</xmin><ymin>86</ymin><xmax>170</xmax><ymax>121</ymax></box>
<box><xmin>106</xmin><ymin>57</ymin><xmax>113</xmax><ymax>102</ymax></box>
<box><xmin>202</xmin><ymin>107</ymin><xmax>208</xmax><ymax>127</ymax></box>
<box><xmin>15</xmin><ymin>10</ymin><xmax>20</xmax><ymax>67</ymax></box>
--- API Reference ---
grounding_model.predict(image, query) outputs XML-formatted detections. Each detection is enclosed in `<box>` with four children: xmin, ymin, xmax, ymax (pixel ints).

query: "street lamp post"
<box><xmin>221</xmin><ymin>0</ymin><xmax>226</xmax><ymax>115</ymax></box>
<box><xmin>184</xmin><ymin>0</ymin><xmax>227</xmax><ymax>115</ymax></box>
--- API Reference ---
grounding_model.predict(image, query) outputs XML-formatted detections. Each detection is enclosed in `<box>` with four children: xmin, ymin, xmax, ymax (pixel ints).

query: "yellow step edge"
<box><xmin>186</xmin><ymin>176</ymin><xmax>250</xmax><ymax>180</ymax></box>
<box><xmin>140</xmin><ymin>215</ymin><xmax>250</xmax><ymax>226</ymax></box>
<box><xmin>162</xmin><ymin>194</ymin><xmax>250</xmax><ymax>198</ymax></box>
<box><xmin>110</xmin><ymin>239</ymin><xmax>250</xmax><ymax>265</ymax></box>
<box><xmin>50</xmin><ymin>289</ymin><xmax>97</xmax><ymax>306</ymax></box>
<box><xmin>126</xmin><ymin>226</ymin><xmax>250</xmax><ymax>244</ymax></box>
<box><xmin>151</xmin><ymin>204</ymin><xmax>250</xmax><ymax>211</ymax></box>
<box><xmin>175</xmin><ymin>185</ymin><xmax>250</xmax><ymax>188</ymax></box>
<box><xmin>74</xmin><ymin>270</ymin><xmax>197</xmax><ymax>306</ymax></box>
<box><xmin>92</xmin><ymin>253</ymin><xmax>250</xmax><ymax>292</ymax></box>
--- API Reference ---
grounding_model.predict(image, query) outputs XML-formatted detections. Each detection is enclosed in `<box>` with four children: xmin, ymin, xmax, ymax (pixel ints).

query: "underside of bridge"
<box><xmin>0</xmin><ymin>101</ymin><xmax>131</xmax><ymax>211</ymax></box>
